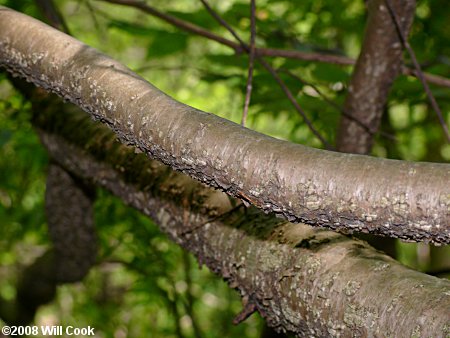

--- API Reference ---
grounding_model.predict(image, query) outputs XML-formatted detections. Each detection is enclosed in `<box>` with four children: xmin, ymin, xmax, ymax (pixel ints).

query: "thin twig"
<box><xmin>97</xmin><ymin>0</ymin><xmax>450</xmax><ymax>89</ymax></box>
<box><xmin>82</xmin><ymin>0</ymin><xmax>103</xmax><ymax>34</ymax></box>
<box><xmin>182</xmin><ymin>253</ymin><xmax>203</xmax><ymax>338</ymax></box>
<box><xmin>199</xmin><ymin>0</ymin><xmax>333</xmax><ymax>149</ymax></box>
<box><xmin>105</xmin><ymin>259</ymin><xmax>186</xmax><ymax>338</ymax></box>
<box><xmin>232</xmin><ymin>298</ymin><xmax>257</xmax><ymax>325</ymax></box>
<box><xmin>241</xmin><ymin>0</ymin><xmax>256</xmax><ymax>127</ymax></box>
<box><xmin>97</xmin><ymin>0</ymin><xmax>239</xmax><ymax>49</ymax></box>
<box><xmin>180</xmin><ymin>203</ymin><xmax>244</xmax><ymax>236</ymax></box>
<box><xmin>260</xmin><ymin>60</ymin><xmax>333</xmax><ymax>148</ymax></box>
<box><xmin>35</xmin><ymin>0</ymin><xmax>71</xmax><ymax>34</ymax></box>
<box><xmin>402</xmin><ymin>66</ymin><xmax>450</xmax><ymax>88</ymax></box>
<box><xmin>280</xmin><ymin>69</ymin><xmax>397</xmax><ymax>142</ymax></box>
<box><xmin>385</xmin><ymin>0</ymin><xmax>450</xmax><ymax>143</ymax></box>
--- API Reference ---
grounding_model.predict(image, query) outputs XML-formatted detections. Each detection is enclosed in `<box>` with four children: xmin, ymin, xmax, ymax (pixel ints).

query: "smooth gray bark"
<box><xmin>0</xmin><ymin>7</ymin><xmax>449</xmax><ymax>244</ymax></box>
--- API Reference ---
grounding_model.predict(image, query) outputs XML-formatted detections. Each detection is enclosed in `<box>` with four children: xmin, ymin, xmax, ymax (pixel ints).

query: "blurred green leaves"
<box><xmin>1</xmin><ymin>0</ymin><xmax>450</xmax><ymax>336</ymax></box>
<box><xmin>108</xmin><ymin>20</ymin><xmax>189</xmax><ymax>57</ymax></box>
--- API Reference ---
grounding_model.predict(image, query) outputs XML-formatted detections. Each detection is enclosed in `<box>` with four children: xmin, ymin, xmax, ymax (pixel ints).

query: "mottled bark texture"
<box><xmin>0</xmin><ymin>7</ymin><xmax>449</xmax><ymax>244</ymax></box>
<box><xmin>337</xmin><ymin>0</ymin><xmax>416</xmax><ymax>154</ymax></box>
<box><xmin>336</xmin><ymin>0</ymin><xmax>416</xmax><ymax>256</ymax></box>
<box><xmin>32</xmin><ymin>98</ymin><xmax>450</xmax><ymax>338</ymax></box>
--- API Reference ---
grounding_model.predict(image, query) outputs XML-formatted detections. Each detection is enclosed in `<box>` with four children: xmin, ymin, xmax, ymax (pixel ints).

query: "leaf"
<box><xmin>108</xmin><ymin>20</ymin><xmax>190</xmax><ymax>57</ymax></box>
<box><xmin>205</xmin><ymin>54</ymin><xmax>250</xmax><ymax>70</ymax></box>
<box><xmin>199</xmin><ymin>72</ymin><xmax>242</xmax><ymax>83</ymax></box>
<box><xmin>311</xmin><ymin>63</ymin><xmax>350</xmax><ymax>82</ymax></box>
<box><xmin>147</xmin><ymin>31</ymin><xmax>189</xmax><ymax>57</ymax></box>
<box><xmin>167</xmin><ymin>9</ymin><xmax>218</xmax><ymax>29</ymax></box>
<box><xmin>108</xmin><ymin>19</ymin><xmax>156</xmax><ymax>36</ymax></box>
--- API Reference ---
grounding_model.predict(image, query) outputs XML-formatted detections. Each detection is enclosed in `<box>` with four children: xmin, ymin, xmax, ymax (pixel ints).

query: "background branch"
<box><xmin>336</xmin><ymin>0</ymin><xmax>416</xmax><ymax>154</ymax></box>
<box><xmin>280</xmin><ymin>69</ymin><xmax>397</xmax><ymax>143</ymax></box>
<box><xmin>241</xmin><ymin>0</ymin><xmax>256</xmax><ymax>127</ymax></box>
<box><xmin>97</xmin><ymin>0</ymin><xmax>450</xmax><ymax>89</ymax></box>
<box><xmin>385</xmin><ymin>0</ymin><xmax>450</xmax><ymax>143</ymax></box>
<box><xmin>1</xmin><ymin>7</ymin><xmax>448</xmax><ymax>244</ymax></box>
<box><xmin>31</xmin><ymin>91</ymin><xmax>450</xmax><ymax>337</ymax></box>
<box><xmin>199</xmin><ymin>0</ymin><xmax>332</xmax><ymax>149</ymax></box>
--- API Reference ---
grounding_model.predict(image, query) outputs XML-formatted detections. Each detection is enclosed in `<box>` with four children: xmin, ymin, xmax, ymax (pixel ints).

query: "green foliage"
<box><xmin>28</xmin><ymin>192</ymin><xmax>260</xmax><ymax>337</ymax></box>
<box><xmin>1</xmin><ymin>0</ymin><xmax>450</xmax><ymax>336</ymax></box>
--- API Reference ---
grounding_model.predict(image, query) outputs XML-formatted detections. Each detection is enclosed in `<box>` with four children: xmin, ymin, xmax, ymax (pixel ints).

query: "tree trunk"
<box><xmin>336</xmin><ymin>0</ymin><xmax>416</xmax><ymax>154</ymax></box>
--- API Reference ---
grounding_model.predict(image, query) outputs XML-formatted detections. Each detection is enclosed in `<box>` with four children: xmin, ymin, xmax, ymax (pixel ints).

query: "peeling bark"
<box><xmin>337</xmin><ymin>0</ymin><xmax>416</xmax><ymax>154</ymax></box>
<box><xmin>0</xmin><ymin>7</ymin><xmax>449</xmax><ymax>244</ymax></box>
<box><xmin>32</xmin><ymin>97</ymin><xmax>450</xmax><ymax>338</ymax></box>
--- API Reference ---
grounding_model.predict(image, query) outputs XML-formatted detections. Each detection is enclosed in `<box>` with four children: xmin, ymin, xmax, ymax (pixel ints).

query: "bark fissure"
<box><xmin>0</xmin><ymin>7</ymin><xmax>449</xmax><ymax>244</ymax></box>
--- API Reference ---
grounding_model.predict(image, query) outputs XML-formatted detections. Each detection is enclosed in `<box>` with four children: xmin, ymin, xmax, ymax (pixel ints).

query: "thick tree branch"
<box><xmin>97</xmin><ymin>0</ymin><xmax>450</xmax><ymax>89</ymax></box>
<box><xmin>0</xmin><ymin>159</ymin><xmax>96</xmax><ymax>326</ymax></box>
<box><xmin>31</xmin><ymin>95</ymin><xmax>450</xmax><ymax>337</ymax></box>
<box><xmin>45</xmin><ymin>163</ymin><xmax>97</xmax><ymax>282</ymax></box>
<box><xmin>334</xmin><ymin>0</ymin><xmax>416</xmax><ymax>255</ymax></box>
<box><xmin>0</xmin><ymin>7</ymin><xmax>449</xmax><ymax>244</ymax></box>
<box><xmin>336</xmin><ymin>0</ymin><xmax>416</xmax><ymax>154</ymax></box>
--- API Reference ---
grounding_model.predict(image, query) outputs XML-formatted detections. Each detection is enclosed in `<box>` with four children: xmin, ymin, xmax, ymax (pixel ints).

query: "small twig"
<box><xmin>280</xmin><ymin>69</ymin><xmax>397</xmax><ymax>142</ymax></box>
<box><xmin>241</xmin><ymin>0</ymin><xmax>256</xmax><ymax>127</ymax></box>
<box><xmin>104</xmin><ymin>258</ymin><xmax>186</xmax><ymax>337</ymax></box>
<box><xmin>180</xmin><ymin>203</ymin><xmax>245</xmax><ymax>236</ymax></box>
<box><xmin>82</xmin><ymin>0</ymin><xmax>103</xmax><ymax>34</ymax></box>
<box><xmin>260</xmin><ymin>60</ymin><xmax>333</xmax><ymax>149</ymax></box>
<box><xmin>233</xmin><ymin>297</ymin><xmax>257</xmax><ymax>325</ymax></box>
<box><xmin>97</xmin><ymin>0</ymin><xmax>239</xmax><ymax>49</ymax></box>
<box><xmin>97</xmin><ymin>0</ymin><xmax>450</xmax><ymax>89</ymax></box>
<box><xmin>182</xmin><ymin>253</ymin><xmax>203</xmax><ymax>338</ymax></box>
<box><xmin>199</xmin><ymin>0</ymin><xmax>333</xmax><ymax>149</ymax></box>
<box><xmin>385</xmin><ymin>0</ymin><xmax>450</xmax><ymax>143</ymax></box>
<box><xmin>402</xmin><ymin>66</ymin><xmax>450</xmax><ymax>88</ymax></box>
<box><xmin>35</xmin><ymin>0</ymin><xmax>71</xmax><ymax>34</ymax></box>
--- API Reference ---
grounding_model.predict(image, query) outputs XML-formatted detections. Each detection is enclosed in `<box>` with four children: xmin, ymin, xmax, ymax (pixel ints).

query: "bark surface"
<box><xmin>336</xmin><ymin>0</ymin><xmax>416</xmax><ymax>256</ymax></box>
<box><xmin>32</xmin><ymin>96</ymin><xmax>450</xmax><ymax>338</ymax></box>
<box><xmin>45</xmin><ymin>163</ymin><xmax>97</xmax><ymax>282</ymax></box>
<box><xmin>337</xmin><ymin>0</ymin><xmax>416</xmax><ymax>154</ymax></box>
<box><xmin>0</xmin><ymin>7</ymin><xmax>449</xmax><ymax>244</ymax></box>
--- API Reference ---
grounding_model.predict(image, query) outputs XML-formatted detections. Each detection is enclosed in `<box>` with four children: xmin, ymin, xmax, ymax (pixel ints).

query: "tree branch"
<box><xmin>97</xmin><ymin>0</ymin><xmax>450</xmax><ymax>89</ymax></box>
<box><xmin>384</xmin><ymin>0</ymin><xmax>450</xmax><ymax>143</ymax></box>
<box><xmin>31</xmin><ymin>93</ymin><xmax>450</xmax><ymax>337</ymax></box>
<box><xmin>198</xmin><ymin>0</ymin><xmax>332</xmax><ymax>149</ymax></box>
<box><xmin>336</xmin><ymin>0</ymin><xmax>416</xmax><ymax>154</ymax></box>
<box><xmin>35</xmin><ymin>0</ymin><xmax>70</xmax><ymax>34</ymax></box>
<box><xmin>241</xmin><ymin>0</ymin><xmax>256</xmax><ymax>127</ymax></box>
<box><xmin>0</xmin><ymin>7</ymin><xmax>449</xmax><ymax>243</ymax></box>
<box><xmin>280</xmin><ymin>68</ymin><xmax>397</xmax><ymax>143</ymax></box>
